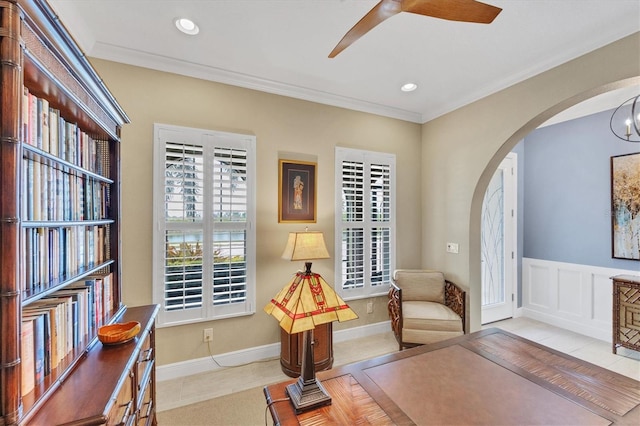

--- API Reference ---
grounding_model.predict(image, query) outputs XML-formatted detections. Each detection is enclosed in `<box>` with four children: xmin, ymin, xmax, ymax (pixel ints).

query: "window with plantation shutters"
<box><xmin>153</xmin><ymin>124</ymin><xmax>256</xmax><ymax>326</ymax></box>
<box><xmin>335</xmin><ymin>147</ymin><xmax>395</xmax><ymax>299</ymax></box>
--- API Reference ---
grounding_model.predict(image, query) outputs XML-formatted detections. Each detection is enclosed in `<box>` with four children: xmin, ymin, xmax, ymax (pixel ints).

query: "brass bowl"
<box><xmin>98</xmin><ymin>321</ymin><xmax>141</xmax><ymax>345</ymax></box>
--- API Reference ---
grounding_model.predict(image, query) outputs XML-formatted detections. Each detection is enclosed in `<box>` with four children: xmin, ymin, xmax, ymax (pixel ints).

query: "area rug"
<box><xmin>157</xmin><ymin>385</ymin><xmax>268</xmax><ymax>426</ymax></box>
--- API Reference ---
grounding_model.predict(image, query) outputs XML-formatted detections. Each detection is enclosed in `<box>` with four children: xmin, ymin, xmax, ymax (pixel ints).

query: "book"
<box><xmin>28</xmin><ymin>92</ymin><xmax>37</xmax><ymax>147</ymax></box>
<box><xmin>36</xmin><ymin>98</ymin><xmax>43</xmax><ymax>149</ymax></box>
<box><xmin>33</xmin><ymin>159</ymin><xmax>41</xmax><ymax>221</ymax></box>
<box><xmin>41</xmin><ymin>98</ymin><xmax>49</xmax><ymax>152</ymax></box>
<box><xmin>31</xmin><ymin>313</ymin><xmax>45</xmax><ymax>385</ymax></box>
<box><xmin>25</xmin><ymin>302</ymin><xmax>60</xmax><ymax>372</ymax></box>
<box><xmin>25</xmin><ymin>229</ymin><xmax>33</xmax><ymax>293</ymax></box>
<box><xmin>55</xmin><ymin>168</ymin><xmax>63</xmax><ymax>220</ymax></box>
<box><xmin>25</xmin><ymin>159</ymin><xmax>34</xmax><ymax>220</ymax></box>
<box><xmin>20</xmin><ymin>318</ymin><xmax>35</xmax><ymax>396</ymax></box>
<box><xmin>40</xmin><ymin>163</ymin><xmax>47</xmax><ymax>221</ymax></box>
<box><xmin>75</xmin><ymin>278</ymin><xmax>96</xmax><ymax>336</ymax></box>
<box><xmin>49</xmin><ymin>107</ymin><xmax>59</xmax><ymax>157</ymax></box>
<box><xmin>22</xmin><ymin>87</ymin><xmax>30</xmax><ymax>144</ymax></box>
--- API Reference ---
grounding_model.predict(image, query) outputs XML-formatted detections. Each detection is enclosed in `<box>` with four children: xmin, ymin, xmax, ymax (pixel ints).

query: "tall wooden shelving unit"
<box><xmin>0</xmin><ymin>1</ymin><xmax>157</xmax><ymax>425</ymax></box>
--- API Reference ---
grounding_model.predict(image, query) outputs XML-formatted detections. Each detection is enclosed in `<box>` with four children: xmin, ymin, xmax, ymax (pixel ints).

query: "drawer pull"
<box><xmin>139</xmin><ymin>348</ymin><xmax>153</xmax><ymax>363</ymax></box>
<box><xmin>140</xmin><ymin>398</ymin><xmax>154</xmax><ymax>419</ymax></box>
<box><xmin>116</xmin><ymin>400</ymin><xmax>133</xmax><ymax>426</ymax></box>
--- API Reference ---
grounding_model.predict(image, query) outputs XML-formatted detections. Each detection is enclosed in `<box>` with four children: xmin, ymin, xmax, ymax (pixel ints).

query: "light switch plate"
<box><xmin>446</xmin><ymin>242</ymin><xmax>459</xmax><ymax>254</ymax></box>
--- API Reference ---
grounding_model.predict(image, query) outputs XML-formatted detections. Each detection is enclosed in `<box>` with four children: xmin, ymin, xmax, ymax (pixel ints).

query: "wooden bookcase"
<box><xmin>0</xmin><ymin>1</ymin><xmax>157</xmax><ymax>425</ymax></box>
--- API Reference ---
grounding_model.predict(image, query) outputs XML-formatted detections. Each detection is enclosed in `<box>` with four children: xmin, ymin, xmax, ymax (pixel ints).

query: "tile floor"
<box><xmin>156</xmin><ymin>317</ymin><xmax>640</xmax><ymax>412</ymax></box>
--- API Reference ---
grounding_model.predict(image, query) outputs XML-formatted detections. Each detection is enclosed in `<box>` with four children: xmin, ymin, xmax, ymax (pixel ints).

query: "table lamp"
<box><xmin>264</xmin><ymin>230</ymin><xmax>358</xmax><ymax>413</ymax></box>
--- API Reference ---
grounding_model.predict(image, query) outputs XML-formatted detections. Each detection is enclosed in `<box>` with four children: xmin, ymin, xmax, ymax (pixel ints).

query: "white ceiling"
<box><xmin>48</xmin><ymin>0</ymin><xmax>640</xmax><ymax>124</ymax></box>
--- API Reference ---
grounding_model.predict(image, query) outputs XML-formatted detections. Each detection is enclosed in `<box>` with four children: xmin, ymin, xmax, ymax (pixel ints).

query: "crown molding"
<box><xmin>90</xmin><ymin>42</ymin><xmax>424</xmax><ymax>124</ymax></box>
<box><xmin>420</xmin><ymin>29</ymin><xmax>640</xmax><ymax>123</ymax></box>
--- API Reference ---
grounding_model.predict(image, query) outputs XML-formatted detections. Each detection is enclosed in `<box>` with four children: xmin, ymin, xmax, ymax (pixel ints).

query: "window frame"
<box><xmin>334</xmin><ymin>147</ymin><xmax>396</xmax><ymax>301</ymax></box>
<box><xmin>152</xmin><ymin>123</ymin><xmax>256</xmax><ymax>327</ymax></box>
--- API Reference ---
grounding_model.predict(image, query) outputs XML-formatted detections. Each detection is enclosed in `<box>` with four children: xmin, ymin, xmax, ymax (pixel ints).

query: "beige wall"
<box><xmin>420</xmin><ymin>32</ymin><xmax>640</xmax><ymax>331</ymax></box>
<box><xmin>91</xmin><ymin>31</ymin><xmax>639</xmax><ymax>366</ymax></box>
<box><xmin>89</xmin><ymin>59</ymin><xmax>422</xmax><ymax>365</ymax></box>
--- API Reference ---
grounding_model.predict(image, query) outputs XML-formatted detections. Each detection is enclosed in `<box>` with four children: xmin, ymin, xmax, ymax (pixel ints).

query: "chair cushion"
<box><xmin>394</xmin><ymin>270</ymin><xmax>445</xmax><ymax>303</ymax></box>
<box><xmin>402</xmin><ymin>329</ymin><xmax>463</xmax><ymax>346</ymax></box>
<box><xmin>402</xmin><ymin>301</ymin><xmax>463</xmax><ymax>333</ymax></box>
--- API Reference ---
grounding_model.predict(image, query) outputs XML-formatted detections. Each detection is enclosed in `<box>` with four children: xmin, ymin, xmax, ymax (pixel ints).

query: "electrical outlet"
<box><xmin>366</xmin><ymin>301</ymin><xmax>373</xmax><ymax>314</ymax></box>
<box><xmin>203</xmin><ymin>328</ymin><xmax>213</xmax><ymax>342</ymax></box>
<box><xmin>446</xmin><ymin>242</ymin><xmax>459</xmax><ymax>254</ymax></box>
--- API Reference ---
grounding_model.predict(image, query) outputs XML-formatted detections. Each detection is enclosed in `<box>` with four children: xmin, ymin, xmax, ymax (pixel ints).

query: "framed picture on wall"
<box><xmin>611</xmin><ymin>152</ymin><xmax>640</xmax><ymax>260</ymax></box>
<box><xmin>279</xmin><ymin>159</ymin><xmax>317</xmax><ymax>223</ymax></box>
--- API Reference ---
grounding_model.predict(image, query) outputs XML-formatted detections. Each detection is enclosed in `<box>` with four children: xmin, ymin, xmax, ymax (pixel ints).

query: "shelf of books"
<box><xmin>21</xmin><ymin>88</ymin><xmax>115</xmax><ymax>301</ymax></box>
<box><xmin>0</xmin><ymin>0</ymin><xmax>130</xmax><ymax>423</ymax></box>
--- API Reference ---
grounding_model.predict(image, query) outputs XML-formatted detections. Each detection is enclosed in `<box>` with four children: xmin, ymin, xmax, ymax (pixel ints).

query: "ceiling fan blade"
<box><xmin>329</xmin><ymin>0</ymin><xmax>402</xmax><ymax>58</ymax></box>
<box><xmin>402</xmin><ymin>0</ymin><xmax>502</xmax><ymax>24</ymax></box>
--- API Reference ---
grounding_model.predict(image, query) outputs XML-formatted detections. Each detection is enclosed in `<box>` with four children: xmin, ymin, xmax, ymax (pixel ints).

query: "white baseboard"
<box><xmin>521</xmin><ymin>308</ymin><xmax>611</xmax><ymax>342</ymax></box>
<box><xmin>334</xmin><ymin>320</ymin><xmax>391</xmax><ymax>343</ymax></box>
<box><xmin>157</xmin><ymin>320</ymin><xmax>391</xmax><ymax>382</ymax></box>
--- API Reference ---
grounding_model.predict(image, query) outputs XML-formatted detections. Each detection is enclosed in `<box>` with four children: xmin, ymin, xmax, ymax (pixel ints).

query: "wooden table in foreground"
<box><xmin>264</xmin><ymin>328</ymin><xmax>640</xmax><ymax>425</ymax></box>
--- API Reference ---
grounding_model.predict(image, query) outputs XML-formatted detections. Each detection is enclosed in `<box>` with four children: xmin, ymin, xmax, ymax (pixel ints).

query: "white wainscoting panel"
<box><xmin>557</xmin><ymin>269</ymin><xmax>582</xmax><ymax>317</ymax></box>
<box><xmin>592</xmin><ymin>273</ymin><xmax>612</xmax><ymax>324</ymax></box>
<box><xmin>522</xmin><ymin>258</ymin><xmax>638</xmax><ymax>342</ymax></box>
<box><xmin>528</xmin><ymin>263</ymin><xmax>552</xmax><ymax>309</ymax></box>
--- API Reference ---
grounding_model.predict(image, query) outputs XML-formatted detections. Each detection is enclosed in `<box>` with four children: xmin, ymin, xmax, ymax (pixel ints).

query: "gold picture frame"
<box><xmin>279</xmin><ymin>159</ymin><xmax>317</xmax><ymax>223</ymax></box>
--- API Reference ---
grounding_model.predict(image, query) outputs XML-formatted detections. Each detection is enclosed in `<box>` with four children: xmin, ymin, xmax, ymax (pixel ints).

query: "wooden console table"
<box><xmin>264</xmin><ymin>328</ymin><xmax>640</xmax><ymax>425</ymax></box>
<box><xmin>612</xmin><ymin>275</ymin><xmax>640</xmax><ymax>354</ymax></box>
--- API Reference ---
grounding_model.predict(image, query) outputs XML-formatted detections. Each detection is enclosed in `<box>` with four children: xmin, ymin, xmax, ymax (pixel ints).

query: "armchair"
<box><xmin>388</xmin><ymin>270</ymin><xmax>466</xmax><ymax>350</ymax></box>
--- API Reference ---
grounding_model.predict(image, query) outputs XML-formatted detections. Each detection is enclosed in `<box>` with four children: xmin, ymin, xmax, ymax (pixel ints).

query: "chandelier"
<box><xmin>610</xmin><ymin>94</ymin><xmax>640</xmax><ymax>142</ymax></box>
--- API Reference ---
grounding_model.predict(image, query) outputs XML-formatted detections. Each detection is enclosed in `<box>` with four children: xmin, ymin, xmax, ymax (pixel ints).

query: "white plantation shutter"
<box><xmin>212</xmin><ymin>147</ymin><xmax>247</xmax><ymax>222</ymax></box>
<box><xmin>370</xmin><ymin>163</ymin><xmax>392</xmax><ymax>286</ymax></box>
<box><xmin>154</xmin><ymin>124</ymin><xmax>256</xmax><ymax>326</ymax></box>
<box><xmin>335</xmin><ymin>147</ymin><xmax>395</xmax><ymax>299</ymax></box>
<box><xmin>164</xmin><ymin>142</ymin><xmax>204</xmax><ymax>222</ymax></box>
<box><xmin>211</xmin><ymin>147</ymin><xmax>249</xmax><ymax>306</ymax></box>
<box><xmin>341</xmin><ymin>160</ymin><xmax>365</xmax><ymax>289</ymax></box>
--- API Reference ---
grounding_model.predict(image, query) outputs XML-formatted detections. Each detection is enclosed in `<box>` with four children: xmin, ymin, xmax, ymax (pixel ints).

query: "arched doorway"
<box><xmin>469</xmin><ymin>78</ymin><xmax>640</xmax><ymax>332</ymax></box>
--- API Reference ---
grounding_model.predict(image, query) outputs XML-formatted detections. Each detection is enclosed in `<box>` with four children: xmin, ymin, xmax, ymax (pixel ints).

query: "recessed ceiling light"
<box><xmin>401</xmin><ymin>83</ymin><xmax>418</xmax><ymax>92</ymax></box>
<box><xmin>175</xmin><ymin>18</ymin><xmax>199</xmax><ymax>35</ymax></box>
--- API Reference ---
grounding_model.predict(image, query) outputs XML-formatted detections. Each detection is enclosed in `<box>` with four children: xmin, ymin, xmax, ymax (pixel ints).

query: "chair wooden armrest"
<box><xmin>387</xmin><ymin>282</ymin><xmax>403</xmax><ymax>351</ymax></box>
<box><xmin>444</xmin><ymin>279</ymin><xmax>466</xmax><ymax>333</ymax></box>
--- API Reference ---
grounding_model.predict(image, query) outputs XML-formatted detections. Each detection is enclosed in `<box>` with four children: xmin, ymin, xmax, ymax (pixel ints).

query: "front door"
<box><xmin>481</xmin><ymin>153</ymin><xmax>517</xmax><ymax>324</ymax></box>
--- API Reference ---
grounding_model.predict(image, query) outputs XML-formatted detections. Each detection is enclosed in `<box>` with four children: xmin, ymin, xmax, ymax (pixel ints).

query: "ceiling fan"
<box><xmin>329</xmin><ymin>0</ymin><xmax>502</xmax><ymax>58</ymax></box>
